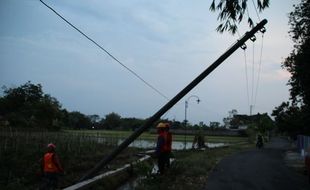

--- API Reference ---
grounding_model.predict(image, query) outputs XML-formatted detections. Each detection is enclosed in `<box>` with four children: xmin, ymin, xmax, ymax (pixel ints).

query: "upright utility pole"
<box><xmin>250</xmin><ymin>105</ymin><xmax>254</xmax><ymax>115</ymax></box>
<box><xmin>79</xmin><ymin>19</ymin><xmax>268</xmax><ymax>181</ymax></box>
<box><xmin>184</xmin><ymin>95</ymin><xmax>200</xmax><ymax>149</ymax></box>
<box><xmin>184</xmin><ymin>100</ymin><xmax>188</xmax><ymax>148</ymax></box>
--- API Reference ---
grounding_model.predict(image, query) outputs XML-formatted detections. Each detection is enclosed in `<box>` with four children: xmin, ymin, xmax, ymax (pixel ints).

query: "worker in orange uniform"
<box><xmin>164</xmin><ymin>122</ymin><xmax>172</xmax><ymax>168</ymax></box>
<box><xmin>40</xmin><ymin>143</ymin><xmax>64</xmax><ymax>190</ymax></box>
<box><xmin>155</xmin><ymin>122</ymin><xmax>171</xmax><ymax>174</ymax></box>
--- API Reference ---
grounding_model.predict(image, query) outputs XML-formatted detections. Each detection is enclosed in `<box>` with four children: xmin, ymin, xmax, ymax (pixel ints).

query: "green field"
<box><xmin>0</xmin><ymin>129</ymin><xmax>140</xmax><ymax>190</ymax></box>
<box><xmin>64</xmin><ymin>129</ymin><xmax>247</xmax><ymax>143</ymax></box>
<box><xmin>0</xmin><ymin>128</ymin><xmax>249</xmax><ymax>190</ymax></box>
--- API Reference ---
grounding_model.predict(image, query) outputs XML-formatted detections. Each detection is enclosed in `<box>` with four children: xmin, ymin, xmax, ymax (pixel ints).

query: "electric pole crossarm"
<box><xmin>79</xmin><ymin>19</ymin><xmax>268</xmax><ymax>181</ymax></box>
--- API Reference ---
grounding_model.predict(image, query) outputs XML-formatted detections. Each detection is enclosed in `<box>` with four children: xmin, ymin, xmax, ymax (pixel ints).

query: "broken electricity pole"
<box><xmin>79</xmin><ymin>19</ymin><xmax>268</xmax><ymax>181</ymax></box>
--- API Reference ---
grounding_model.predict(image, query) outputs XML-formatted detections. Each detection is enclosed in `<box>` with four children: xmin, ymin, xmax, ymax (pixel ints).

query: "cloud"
<box><xmin>262</xmin><ymin>69</ymin><xmax>291</xmax><ymax>81</ymax></box>
<box><xmin>1</xmin><ymin>0</ymin><xmax>297</xmax><ymax>124</ymax></box>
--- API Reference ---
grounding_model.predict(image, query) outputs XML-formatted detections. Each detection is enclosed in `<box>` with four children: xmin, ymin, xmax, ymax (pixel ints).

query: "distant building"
<box><xmin>230</xmin><ymin>113</ymin><xmax>273</xmax><ymax>130</ymax></box>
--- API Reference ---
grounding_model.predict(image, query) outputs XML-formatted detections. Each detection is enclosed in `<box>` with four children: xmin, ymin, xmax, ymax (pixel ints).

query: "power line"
<box><xmin>243</xmin><ymin>49</ymin><xmax>250</xmax><ymax>108</ymax></box>
<box><xmin>245</xmin><ymin>5</ymin><xmax>255</xmax><ymax>114</ymax></box>
<box><xmin>254</xmin><ymin>33</ymin><xmax>265</xmax><ymax>106</ymax></box>
<box><xmin>251</xmin><ymin>42</ymin><xmax>255</xmax><ymax>108</ymax></box>
<box><xmin>248</xmin><ymin>1</ymin><xmax>265</xmax><ymax>114</ymax></box>
<box><xmin>251</xmin><ymin>0</ymin><xmax>261</xmax><ymax>22</ymax></box>
<box><xmin>39</xmin><ymin>0</ymin><xmax>169</xmax><ymax>100</ymax></box>
<box><xmin>242</xmin><ymin>5</ymin><xmax>266</xmax><ymax>115</ymax></box>
<box><xmin>235</xmin><ymin>27</ymin><xmax>251</xmax><ymax>110</ymax></box>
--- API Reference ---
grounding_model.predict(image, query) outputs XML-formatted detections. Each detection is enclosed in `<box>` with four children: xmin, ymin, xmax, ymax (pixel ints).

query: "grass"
<box><xmin>0</xmin><ymin>129</ymin><xmax>140</xmax><ymax>190</ymax></box>
<box><xmin>64</xmin><ymin>129</ymin><xmax>247</xmax><ymax>143</ymax></box>
<box><xmin>0</xmin><ymin>128</ymin><xmax>248</xmax><ymax>189</ymax></box>
<box><xmin>135</xmin><ymin>143</ymin><xmax>254</xmax><ymax>190</ymax></box>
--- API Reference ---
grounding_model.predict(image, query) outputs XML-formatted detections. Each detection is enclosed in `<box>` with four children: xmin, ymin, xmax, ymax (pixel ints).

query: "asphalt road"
<box><xmin>204</xmin><ymin>137</ymin><xmax>310</xmax><ymax>190</ymax></box>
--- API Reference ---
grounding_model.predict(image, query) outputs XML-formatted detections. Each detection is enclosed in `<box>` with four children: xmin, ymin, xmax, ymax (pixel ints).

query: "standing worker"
<box><xmin>40</xmin><ymin>143</ymin><xmax>64</xmax><ymax>190</ymax></box>
<box><xmin>155</xmin><ymin>122</ymin><xmax>171</xmax><ymax>174</ymax></box>
<box><xmin>164</xmin><ymin>122</ymin><xmax>172</xmax><ymax>168</ymax></box>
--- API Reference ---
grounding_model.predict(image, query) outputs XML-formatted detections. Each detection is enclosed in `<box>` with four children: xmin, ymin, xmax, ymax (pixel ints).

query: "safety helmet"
<box><xmin>47</xmin><ymin>143</ymin><xmax>56</xmax><ymax>149</ymax></box>
<box><xmin>156</xmin><ymin>122</ymin><xmax>166</xmax><ymax>128</ymax></box>
<box><xmin>164</xmin><ymin>123</ymin><xmax>170</xmax><ymax>128</ymax></box>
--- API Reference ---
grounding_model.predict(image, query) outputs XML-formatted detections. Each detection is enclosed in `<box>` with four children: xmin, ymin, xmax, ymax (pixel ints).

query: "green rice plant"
<box><xmin>0</xmin><ymin>128</ymin><xmax>139</xmax><ymax>190</ymax></box>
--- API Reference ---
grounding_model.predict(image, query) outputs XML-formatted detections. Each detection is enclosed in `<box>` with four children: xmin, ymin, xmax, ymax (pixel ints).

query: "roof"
<box><xmin>231</xmin><ymin>113</ymin><xmax>273</xmax><ymax>126</ymax></box>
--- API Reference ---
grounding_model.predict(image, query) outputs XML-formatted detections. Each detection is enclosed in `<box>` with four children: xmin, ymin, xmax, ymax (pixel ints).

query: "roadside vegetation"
<box><xmin>0</xmin><ymin>129</ymin><xmax>140</xmax><ymax>190</ymax></box>
<box><xmin>65</xmin><ymin>129</ymin><xmax>247</xmax><ymax>143</ymax></box>
<box><xmin>0</xmin><ymin>127</ymin><xmax>249</xmax><ymax>190</ymax></box>
<box><xmin>271</xmin><ymin>0</ymin><xmax>310</xmax><ymax>137</ymax></box>
<box><xmin>135</xmin><ymin>142</ymin><xmax>253</xmax><ymax>190</ymax></box>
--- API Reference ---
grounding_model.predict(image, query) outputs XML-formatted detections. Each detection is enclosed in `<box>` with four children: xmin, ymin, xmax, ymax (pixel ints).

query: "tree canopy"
<box><xmin>284</xmin><ymin>0</ymin><xmax>310</xmax><ymax>106</ymax></box>
<box><xmin>210</xmin><ymin>0</ymin><xmax>269</xmax><ymax>34</ymax></box>
<box><xmin>0</xmin><ymin>81</ymin><xmax>65</xmax><ymax>130</ymax></box>
<box><xmin>272</xmin><ymin>0</ymin><xmax>310</xmax><ymax>136</ymax></box>
<box><xmin>0</xmin><ymin>82</ymin><xmax>148</xmax><ymax>131</ymax></box>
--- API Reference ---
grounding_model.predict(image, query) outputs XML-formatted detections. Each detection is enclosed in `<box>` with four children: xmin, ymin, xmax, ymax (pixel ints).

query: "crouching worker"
<box><xmin>155</xmin><ymin>122</ymin><xmax>171</xmax><ymax>175</ymax></box>
<box><xmin>40</xmin><ymin>143</ymin><xmax>64</xmax><ymax>190</ymax></box>
<box><xmin>192</xmin><ymin>131</ymin><xmax>206</xmax><ymax>149</ymax></box>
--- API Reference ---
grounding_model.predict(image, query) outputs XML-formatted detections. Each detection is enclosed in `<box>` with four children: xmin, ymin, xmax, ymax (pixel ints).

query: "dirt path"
<box><xmin>204</xmin><ymin>137</ymin><xmax>310</xmax><ymax>190</ymax></box>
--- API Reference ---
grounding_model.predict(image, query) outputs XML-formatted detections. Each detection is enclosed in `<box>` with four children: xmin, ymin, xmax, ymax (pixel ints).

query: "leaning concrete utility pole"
<box><xmin>79</xmin><ymin>19</ymin><xmax>268</xmax><ymax>181</ymax></box>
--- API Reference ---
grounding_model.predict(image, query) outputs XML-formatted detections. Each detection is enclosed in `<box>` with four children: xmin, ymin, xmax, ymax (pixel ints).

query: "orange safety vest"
<box><xmin>165</xmin><ymin>132</ymin><xmax>172</xmax><ymax>152</ymax></box>
<box><xmin>159</xmin><ymin>131</ymin><xmax>171</xmax><ymax>153</ymax></box>
<box><xmin>43</xmin><ymin>153</ymin><xmax>60</xmax><ymax>173</ymax></box>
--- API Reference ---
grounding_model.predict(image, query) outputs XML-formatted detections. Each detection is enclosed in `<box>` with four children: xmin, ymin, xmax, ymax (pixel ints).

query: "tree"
<box><xmin>88</xmin><ymin>114</ymin><xmax>100</xmax><ymax>124</ymax></box>
<box><xmin>171</xmin><ymin>120</ymin><xmax>183</xmax><ymax>129</ymax></box>
<box><xmin>88</xmin><ymin>114</ymin><xmax>101</xmax><ymax>129</ymax></box>
<box><xmin>256</xmin><ymin>114</ymin><xmax>274</xmax><ymax>134</ymax></box>
<box><xmin>273</xmin><ymin>0</ymin><xmax>310</xmax><ymax>136</ymax></box>
<box><xmin>0</xmin><ymin>82</ymin><xmax>64</xmax><ymax>130</ymax></box>
<box><xmin>210</xmin><ymin>122</ymin><xmax>220</xmax><ymax>129</ymax></box>
<box><xmin>67</xmin><ymin>111</ymin><xmax>91</xmax><ymax>129</ymax></box>
<box><xmin>223</xmin><ymin>109</ymin><xmax>238</xmax><ymax>128</ymax></box>
<box><xmin>209</xmin><ymin>0</ymin><xmax>269</xmax><ymax>34</ymax></box>
<box><xmin>120</xmin><ymin>117</ymin><xmax>145</xmax><ymax>131</ymax></box>
<box><xmin>284</xmin><ymin>0</ymin><xmax>310</xmax><ymax>106</ymax></box>
<box><xmin>104</xmin><ymin>112</ymin><xmax>121</xmax><ymax>129</ymax></box>
<box><xmin>272</xmin><ymin>102</ymin><xmax>306</xmax><ymax>137</ymax></box>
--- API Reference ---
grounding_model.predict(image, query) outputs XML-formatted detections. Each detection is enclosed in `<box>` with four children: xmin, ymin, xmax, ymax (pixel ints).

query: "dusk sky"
<box><xmin>0</xmin><ymin>0</ymin><xmax>297</xmax><ymax>125</ymax></box>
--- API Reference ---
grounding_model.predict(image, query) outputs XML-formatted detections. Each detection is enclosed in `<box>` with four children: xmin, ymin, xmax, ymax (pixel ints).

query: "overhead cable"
<box><xmin>239</xmin><ymin>5</ymin><xmax>266</xmax><ymax>114</ymax></box>
<box><xmin>235</xmin><ymin>28</ymin><xmax>251</xmax><ymax>109</ymax></box>
<box><xmin>254</xmin><ymin>33</ymin><xmax>265</xmax><ymax>106</ymax></box>
<box><xmin>248</xmin><ymin>2</ymin><xmax>265</xmax><ymax>112</ymax></box>
<box><xmin>251</xmin><ymin>0</ymin><xmax>261</xmax><ymax>21</ymax></box>
<box><xmin>251</xmin><ymin>41</ymin><xmax>255</xmax><ymax>109</ymax></box>
<box><xmin>39</xmin><ymin>0</ymin><xmax>169</xmax><ymax>100</ymax></box>
<box><xmin>243</xmin><ymin>49</ymin><xmax>250</xmax><ymax>108</ymax></box>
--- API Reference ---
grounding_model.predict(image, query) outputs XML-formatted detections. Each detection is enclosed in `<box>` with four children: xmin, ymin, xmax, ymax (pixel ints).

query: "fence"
<box><xmin>0</xmin><ymin>128</ymin><xmax>139</xmax><ymax>189</ymax></box>
<box><xmin>297</xmin><ymin>135</ymin><xmax>310</xmax><ymax>156</ymax></box>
